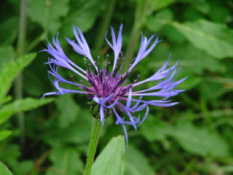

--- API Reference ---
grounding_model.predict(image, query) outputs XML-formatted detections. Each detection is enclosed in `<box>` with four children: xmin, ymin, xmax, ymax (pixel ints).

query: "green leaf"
<box><xmin>208</xmin><ymin>2</ymin><xmax>231</xmax><ymax>23</ymax></box>
<box><xmin>0</xmin><ymin>144</ymin><xmax>20</xmax><ymax>165</ymax></box>
<box><xmin>147</xmin><ymin>43</ymin><xmax>225</xmax><ymax>89</ymax></box>
<box><xmin>173</xmin><ymin>44</ymin><xmax>225</xmax><ymax>74</ymax></box>
<box><xmin>146</xmin><ymin>9</ymin><xmax>174</xmax><ymax>32</ymax></box>
<box><xmin>0</xmin><ymin>112</ymin><xmax>12</xmax><ymax>125</ymax></box>
<box><xmin>55</xmin><ymin>95</ymin><xmax>79</xmax><ymax>128</ymax></box>
<box><xmin>140</xmin><ymin>115</ymin><xmax>169</xmax><ymax>142</ymax></box>
<box><xmin>153</xmin><ymin>19</ymin><xmax>233</xmax><ymax>58</ymax></box>
<box><xmin>0</xmin><ymin>162</ymin><xmax>13</xmax><ymax>175</ymax></box>
<box><xmin>10</xmin><ymin>161</ymin><xmax>33</xmax><ymax>175</ymax></box>
<box><xmin>192</xmin><ymin>1</ymin><xmax>210</xmax><ymax>14</ymax></box>
<box><xmin>176</xmin><ymin>74</ymin><xmax>201</xmax><ymax>90</ymax></box>
<box><xmin>170</xmin><ymin>121</ymin><xmax>229</xmax><ymax>157</ymax></box>
<box><xmin>0</xmin><ymin>53</ymin><xmax>37</xmax><ymax>99</ymax></box>
<box><xmin>28</xmin><ymin>0</ymin><xmax>69</xmax><ymax>32</ymax></box>
<box><xmin>0</xmin><ymin>130</ymin><xmax>12</xmax><ymax>141</ymax></box>
<box><xmin>140</xmin><ymin>116</ymin><xmax>171</xmax><ymax>149</ymax></box>
<box><xmin>91</xmin><ymin>136</ymin><xmax>125</xmax><ymax>175</ymax></box>
<box><xmin>0</xmin><ymin>46</ymin><xmax>15</xmax><ymax>71</ymax></box>
<box><xmin>125</xmin><ymin>145</ymin><xmax>156</xmax><ymax>175</ymax></box>
<box><xmin>0</xmin><ymin>96</ymin><xmax>12</xmax><ymax>105</ymax></box>
<box><xmin>149</xmin><ymin>0</ymin><xmax>176</xmax><ymax>11</ymax></box>
<box><xmin>46</xmin><ymin>146</ymin><xmax>83</xmax><ymax>175</ymax></box>
<box><xmin>141</xmin><ymin>117</ymin><xmax>229</xmax><ymax>157</ymax></box>
<box><xmin>0</xmin><ymin>98</ymin><xmax>54</xmax><ymax>124</ymax></box>
<box><xmin>44</xmin><ymin>109</ymin><xmax>92</xmax><ymax>145</ymax></box>
<box><xmin>0</xmin><ymin>17</ymin><xmax>19</xmax><ymax>45</ymax></box>
<box><xmin>150</xmin><ymin>43</ymin><xmax>225</xmax><ymax>75</ymax></box>
<box><xmin>60</xmin><ymin>0</ymin><xmax>103</xmax><ymax>38</ymax></box>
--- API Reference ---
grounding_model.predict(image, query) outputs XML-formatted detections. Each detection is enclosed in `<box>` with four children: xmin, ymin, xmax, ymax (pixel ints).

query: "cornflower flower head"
<box><xmin>42</xmin><ymin>24</ymin><xmax>187</xmax><ymax>144</ymax></box>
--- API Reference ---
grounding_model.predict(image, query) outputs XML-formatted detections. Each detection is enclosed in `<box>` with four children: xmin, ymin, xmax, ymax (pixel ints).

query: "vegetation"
<box><xmin>0</xmin><ymin>0</ymin><xmax>232</xmax><ymax>174</ymax></box>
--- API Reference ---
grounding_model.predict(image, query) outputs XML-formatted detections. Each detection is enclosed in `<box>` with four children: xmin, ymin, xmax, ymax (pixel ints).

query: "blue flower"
<box><xmin>43</xmin><ymin>24</ymin><xmax>187</xmax><ymax>144</ymax></box>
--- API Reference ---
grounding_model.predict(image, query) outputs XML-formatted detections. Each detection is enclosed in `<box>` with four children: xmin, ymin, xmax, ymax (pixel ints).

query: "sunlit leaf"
<box><xmin>91</xmin><ymin>136</ymin><xmax>125</xmax><ymax>175</ymax></box>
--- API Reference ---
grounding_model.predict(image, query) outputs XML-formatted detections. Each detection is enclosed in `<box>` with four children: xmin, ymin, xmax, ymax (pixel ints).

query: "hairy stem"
<box><xmin>84</xmin><ymin>118</ymin><xmax>102</xmax><ymax>175</ymax></box>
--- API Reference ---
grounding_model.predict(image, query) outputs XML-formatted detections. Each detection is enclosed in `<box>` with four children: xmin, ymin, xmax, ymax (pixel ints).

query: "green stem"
<box><xmin>27</xmin><ymin>32</ymin><xmax>47</xmax><ymax>53</ymax></box>
<box><xmin>123</xmin><ymin>24</ymin><xmax>142</xmax><ymax>72</ymax></box>
<box><xmin>17</xmin><ymin>0</ymin><xmax>27</xmax><ymax>56</ymax></box>
<box><xmin>94</xmin><ymin>0</ymin><xmax>116</xmax><ymax>53</ymax></box>
<box><xmin>15</xmin><ymin>0</ymin><xmax>28</xmax><ymax>146</ymax></box>
<box><xmin>84</xmin><ymin>118</ymin><xmax>102</xmax><ymax>175</ymax></box>
<box><xmin>123</xmin><ymin>0</ymin><xmax>150</xmax><ymax>72</ymax></box>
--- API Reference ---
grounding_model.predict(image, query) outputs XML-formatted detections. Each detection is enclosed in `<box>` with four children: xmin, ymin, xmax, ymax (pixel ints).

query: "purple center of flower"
<box><xmin>80</xmin><ymin>56</ymin><xmax>137</xmax><ymax>106</ymax></box>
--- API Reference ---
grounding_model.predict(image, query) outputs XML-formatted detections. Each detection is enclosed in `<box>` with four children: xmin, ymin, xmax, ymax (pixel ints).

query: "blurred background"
<box><xmin>0</xmin><ymin>0</ymin><xmax>232</xmax><ymax>174</ymax></box>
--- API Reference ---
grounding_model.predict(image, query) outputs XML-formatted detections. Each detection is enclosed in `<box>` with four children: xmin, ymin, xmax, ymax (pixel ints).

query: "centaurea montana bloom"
<box><xmin>43</xmin><ymin>24</ymin><xmax>186</xmax><ymax>143</ymax></box>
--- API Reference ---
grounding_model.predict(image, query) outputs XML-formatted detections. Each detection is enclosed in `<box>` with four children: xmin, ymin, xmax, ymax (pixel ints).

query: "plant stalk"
<box><xmin>123</xmin><ymin>0</ymin><xmax>152</xmax><ymax>73</ymax></box>
<box><xmin>15</xmin><ymin>0</ymin><xmax>28</xmax><ymax>146</ymax></box>
<box><xmin>94</xmin><ymin>0</ymin><xmax>116</xmax><ymax>53</ymax></box>
<box><xmin>84</xmin><ymin>118</ymin><xmax>102</xmax><ymax>175</ymax></box>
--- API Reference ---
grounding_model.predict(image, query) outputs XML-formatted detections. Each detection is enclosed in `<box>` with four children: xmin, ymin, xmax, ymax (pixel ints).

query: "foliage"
<box><xmin>91</xmin><ymin>136</ymin><xmax>125</xmax><ymax>175</ymax></box>
<box><xmin>0</xmin><ymin>0</ymin><xmax>232</xmax><ymax>174</ymax></box>
<box><xmin>0</xmin><ymin>162</ymin><xmax>13</xmax><ymax>175</ymax></box>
